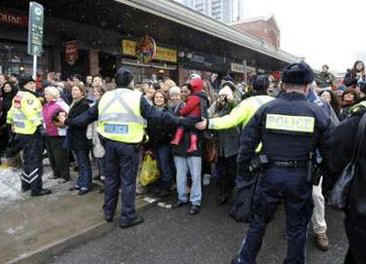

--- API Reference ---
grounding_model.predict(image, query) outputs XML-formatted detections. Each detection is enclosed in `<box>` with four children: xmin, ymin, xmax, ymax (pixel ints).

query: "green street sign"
<box><xmin>27</xmin><ymin>2</ymin><xmax>44</xmax><ymax>56</ymax></box>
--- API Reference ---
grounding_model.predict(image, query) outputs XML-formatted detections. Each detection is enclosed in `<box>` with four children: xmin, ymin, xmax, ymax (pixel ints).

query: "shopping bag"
<box><xmin>329</xmin><ymin>162</ymin><xmax>358</xmax><ymax>210</ymax></box>
<box><xmin>139</xmin><ymin>153</ymin><xmax>160</xmax><ymax>186</ymax></box>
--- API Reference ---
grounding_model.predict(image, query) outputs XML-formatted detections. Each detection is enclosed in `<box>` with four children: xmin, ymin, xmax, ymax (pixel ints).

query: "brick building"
<box><xmin>232</xmin><ymin>15</ymin><xmax>280</xmax><ymax>49</ymax></box>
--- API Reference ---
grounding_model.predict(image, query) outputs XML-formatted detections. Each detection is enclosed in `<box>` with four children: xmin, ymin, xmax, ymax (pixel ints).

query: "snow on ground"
<box><xmin>0</xmin><ymin>160</ymin><xmax>77</xmax><ymax>208</ymax></box>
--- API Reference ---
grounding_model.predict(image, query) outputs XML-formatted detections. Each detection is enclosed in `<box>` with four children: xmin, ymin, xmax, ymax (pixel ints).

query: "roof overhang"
<box><xmin>114</xmin><ymin>0</ymin><xmax>300</xmax><ymax>65</ymax></box>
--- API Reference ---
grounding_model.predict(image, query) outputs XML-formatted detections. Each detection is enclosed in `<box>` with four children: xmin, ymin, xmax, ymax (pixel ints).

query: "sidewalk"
<box><xmin>0</xmin><ymin>163</ymin><xmax>149</xmax><ymax>264</ymax></box>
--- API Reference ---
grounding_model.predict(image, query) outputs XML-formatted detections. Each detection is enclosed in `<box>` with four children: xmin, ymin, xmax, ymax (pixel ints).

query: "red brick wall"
<box><xmin>233</xmin><ymin>19</ymin><xmax>280</xmax><ymax>49</ymax></box>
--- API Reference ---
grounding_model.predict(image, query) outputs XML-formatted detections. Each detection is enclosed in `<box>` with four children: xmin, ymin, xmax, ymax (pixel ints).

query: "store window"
<box><xmin>0</xmin><ymin>41</ymin><xmax>48</xmax><ymax>75</ymax></box>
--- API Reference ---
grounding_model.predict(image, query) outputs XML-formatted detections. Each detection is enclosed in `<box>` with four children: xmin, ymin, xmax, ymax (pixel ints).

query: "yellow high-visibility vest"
<box><xmin>7</xmin><ymin>91</ymin><xmax>42</xmax><ymax>135</ymax></box>
<box><xmin>209</xmin><ymin>95</ymin><xmax>274</xmax><ymax>130</ymax></box>
<box><xmin>97</xmin><ymin>88</ymin><xmax>145</xmax><ymax>143</ymax></box>
<box><xmin>351</xmin><ymin>101</ymin><xmax>366</xmax><ymax>113</ymax></box>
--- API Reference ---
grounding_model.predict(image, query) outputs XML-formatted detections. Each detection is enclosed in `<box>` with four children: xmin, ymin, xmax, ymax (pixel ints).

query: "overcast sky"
<box><xmin>235</xmin><ymin>0</ymin><xmax>366</xmax><ymax>73</ymax></box>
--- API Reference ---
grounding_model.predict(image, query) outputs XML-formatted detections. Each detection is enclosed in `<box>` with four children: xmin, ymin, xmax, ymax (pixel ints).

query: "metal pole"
<box><xmin>33</xmin><ymin>55</ymin><xmax>37</xmax><ymax>80</ymax></box>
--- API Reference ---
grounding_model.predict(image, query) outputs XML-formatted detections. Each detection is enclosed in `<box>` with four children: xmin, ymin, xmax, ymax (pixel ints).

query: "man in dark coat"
<box><xmin>329</xmin><ymin>99</ymin><xmax>366</xmax><ymax>264</ymax></box>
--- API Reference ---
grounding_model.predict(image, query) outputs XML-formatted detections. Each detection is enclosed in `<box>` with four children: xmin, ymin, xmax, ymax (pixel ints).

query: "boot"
<box><xmin>187</xmin><ymin>134</ymin><xmax>198</xmax><ymax>153</ymax></box>
<box><xmin>315</xmin><ymin>232</ymin><xmax>329</xmax><ymax>251</ymax></box>
<box><xmin>170</xmin><ymin>128</ymin><xmax>184</xmax><ymax>145</ymax></box>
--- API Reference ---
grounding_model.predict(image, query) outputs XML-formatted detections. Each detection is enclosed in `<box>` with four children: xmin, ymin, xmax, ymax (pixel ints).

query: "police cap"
<box><xmin>253</xmin><ymin>75</ymin><xmax>270</xmax><ymax>91</ymax></box>
<box><xmin>282</xmin><ymin>63</ymin><xmax>314</xmax><ymax>85</ymax></box>
<box><xmin>115</xmin><ymin>67</ymin><xmax>134</xmax><ymax>87</ymax></box>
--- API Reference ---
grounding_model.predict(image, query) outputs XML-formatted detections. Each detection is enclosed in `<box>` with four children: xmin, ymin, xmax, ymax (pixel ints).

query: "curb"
<box><xmin>5</xmin><ymin>199</ymin><xmax>157</xmax><ymax>264</ymax></box>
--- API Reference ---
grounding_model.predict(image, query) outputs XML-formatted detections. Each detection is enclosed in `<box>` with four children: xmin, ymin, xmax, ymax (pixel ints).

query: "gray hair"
<box><xmin>44</xmin><ymin>86</ymin><xmax>60</xmax><ymax>99</ymax></box>
<box><xmin>169</xmin><ymin>86</ymin><xmax>181</xmax><ymax>96</ymax></box>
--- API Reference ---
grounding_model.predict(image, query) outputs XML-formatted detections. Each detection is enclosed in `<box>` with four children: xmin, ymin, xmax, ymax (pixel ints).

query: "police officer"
<box><xmin>196</xmin><ymin>75</ymin><xmax>273</xmax><ymax>131</ymax></box>
<box><xmin>61</xmin><ymin>68</ymin><xmax>192</xmax><ymax>229</ymax></box>
<box><xmin>231</xmin><ymin>63</ymin><xmax>333</xmax><ymax>264</ymax></box>
<box><xmin>6</xmin><ymin>75</ymin><xmax>51</xmax><ymax>196</ymax></box>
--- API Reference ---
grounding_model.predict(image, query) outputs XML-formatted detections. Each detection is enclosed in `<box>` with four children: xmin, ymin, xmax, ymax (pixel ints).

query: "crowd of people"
<box><xmin>0</xmin><ymin>59</ymin><xmax>366</xmax><ymax>263</ymax></box>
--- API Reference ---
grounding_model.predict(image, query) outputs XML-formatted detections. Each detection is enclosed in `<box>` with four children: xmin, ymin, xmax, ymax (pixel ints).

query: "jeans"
<box><xmin>311</xmin><ymin>177</ymin><xmax>327</xmax><ymax>234</ymax></box>
<box><xmin>156</xmin><ymin>144</ymin><xmax>174</xmax><ymax>190</ymax></box>
<box><xmin>74</xmin><ymin>150</ymin><xmax>92</xmax><ymax>190</ymax></box>
<box><xmin>174</xmin><ymin>156</ymin><xmax>202</xmax><ymax>206</ymax></box>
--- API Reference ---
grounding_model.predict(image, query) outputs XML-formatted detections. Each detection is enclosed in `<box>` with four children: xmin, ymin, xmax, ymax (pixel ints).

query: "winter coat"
<box><xmin>179</xmin><ymin>80</ymin><xmax>205</xmax><ymax>118</ymax></box>
<box><xmin>65</xmin><ymin>98</ymin><xmax>90</xmax><ymax>150</ymax></box>
<box><xmin>329</xmin><ymin>102</ymin><xmax>366</xmax><ymax>263</ymax></box>
<box><xmin>0</xmin><ymin>86</ymin><xmax>18</xmax><ymax>127</ymax></box>
<box><xmin>146</xmin><ymin>106</ymin><xmax>174</xmax><ymax>149</ymax></box>
<box><xmin>208</xmin><ymin>100</ymin><xmax>240</xmax><ymax>158</ymax></box>
<box><xmin>42</xmin><ymin>99</ymin><xmax>69</xmax><ymax>137</ymax></box>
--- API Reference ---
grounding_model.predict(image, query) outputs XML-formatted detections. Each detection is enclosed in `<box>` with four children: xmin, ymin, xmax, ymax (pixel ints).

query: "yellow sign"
<box><xmin>122</xmin><ymin>40</ymin><xmax>136</xmax><ymax>57</ymax></box>
<box><xmin>265</xmin><ymin>114</ymin><xmax>315</xmax><ymax>133</ymax></box>
<box><xmin>155</xmin><ymin>47</ymin><xmax>177</xmax><ymax>63</ymax></box>
<box><xmin>121</xmin><ymin>40</ymin><xmax>177</xmax><ymax>63</ymax></box>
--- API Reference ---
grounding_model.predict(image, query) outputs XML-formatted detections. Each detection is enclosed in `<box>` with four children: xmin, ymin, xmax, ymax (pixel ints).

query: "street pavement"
<box><xmin>50</xmin><ymin>188</ymin><xmax>348</xmax><ymax>264</ymax></box>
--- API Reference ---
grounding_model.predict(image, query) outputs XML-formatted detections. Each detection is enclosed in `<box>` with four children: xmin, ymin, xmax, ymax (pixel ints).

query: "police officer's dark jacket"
<box><xmin>237</xmin><ymin>91</ymin><xmax>333</xmax><ymax>182</ymax></box>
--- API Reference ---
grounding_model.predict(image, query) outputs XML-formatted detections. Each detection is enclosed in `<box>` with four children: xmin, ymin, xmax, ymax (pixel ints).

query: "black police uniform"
<box><xmin>232</xmin><ymin>63</ymin><xmax>333</xmax><ymax>264</ymax></box>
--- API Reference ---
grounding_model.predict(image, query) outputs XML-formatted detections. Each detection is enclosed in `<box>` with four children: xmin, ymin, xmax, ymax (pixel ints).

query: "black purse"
<box><xmin>329</xmin><ymin>112</ymin><xmax>366</xmax><ymax>210</ymax></box>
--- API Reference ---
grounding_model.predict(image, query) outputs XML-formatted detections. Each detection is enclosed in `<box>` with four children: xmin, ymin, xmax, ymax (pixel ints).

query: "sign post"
<box><xmin>27</xmin><ymin>1</ymin><xmax>44</xmax><ymax>80</ymax></box>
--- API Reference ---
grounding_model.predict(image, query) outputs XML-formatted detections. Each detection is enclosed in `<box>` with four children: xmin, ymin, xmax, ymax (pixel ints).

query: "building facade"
<box><xmin>179</xmin><ymin>0</ymin><xmax>237</xmax><ymax>24</ymax></box>
<box><xmin>232</xmin><ymin>15</ymin><xmax>281</xmax><ymax>49</ymax></box>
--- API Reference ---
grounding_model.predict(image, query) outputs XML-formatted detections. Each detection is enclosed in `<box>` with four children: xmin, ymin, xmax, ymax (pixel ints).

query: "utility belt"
<box><xmin>271</xmin><ymin>160</ymin><xmax>308</xmax><ymax>169</ymax></box>
<box><xmin>249</xmin><ymin>153</ymin><xmax>318</xmax><ymax>184</ymax></box>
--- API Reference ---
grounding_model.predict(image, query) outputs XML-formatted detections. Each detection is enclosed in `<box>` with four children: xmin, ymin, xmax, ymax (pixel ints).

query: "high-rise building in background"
<box><xmin>176</xmin><ymin>0</ymin><xmax>244</xmax><ymax>24</ymax></box>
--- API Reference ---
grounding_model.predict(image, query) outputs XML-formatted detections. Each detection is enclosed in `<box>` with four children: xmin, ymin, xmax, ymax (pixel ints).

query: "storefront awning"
<box><xmin>114</xmin><ymin>0</ymin><xmax>300</xmax><ymax>65</ymax></box>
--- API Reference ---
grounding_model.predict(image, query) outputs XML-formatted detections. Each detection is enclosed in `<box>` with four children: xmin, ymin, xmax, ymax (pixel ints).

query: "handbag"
<box><xmin>329</xmin><ymin>112</ymin><xmax>366</xmax><ymax>210</ymax></box>
<box><xmin>204</xmin><ymin>137</ymin><xmax>218</xmax><ymax>163</ymax></box>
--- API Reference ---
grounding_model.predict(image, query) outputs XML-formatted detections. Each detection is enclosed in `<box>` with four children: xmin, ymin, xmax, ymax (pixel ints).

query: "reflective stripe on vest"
<box><xmin>97</xmin><ymin>89</ymin><xmax>145</xmax><ymax>143</ymax></box>
<box><xmin>11</xmin><ymin>91</ymin><xmax>42</xmax><ymax>135</ymax></box>
<box><xmin>99</xmin><ymin>90</ymin><xmax>145</xmax><ymax>125</ymax></box>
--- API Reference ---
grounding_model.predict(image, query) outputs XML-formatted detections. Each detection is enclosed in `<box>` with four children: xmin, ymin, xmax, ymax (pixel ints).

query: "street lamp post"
<box><xmin>4</xmin><ymin>45</ymin><xmax>14</xmax><ymax>75</ymax></box>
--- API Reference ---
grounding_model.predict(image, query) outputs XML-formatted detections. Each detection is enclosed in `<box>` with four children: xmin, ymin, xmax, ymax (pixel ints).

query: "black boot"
<box><xmin>31</xmin><ymin>189</ymin><xmax>52</xmax><ymax>197</ymax></box>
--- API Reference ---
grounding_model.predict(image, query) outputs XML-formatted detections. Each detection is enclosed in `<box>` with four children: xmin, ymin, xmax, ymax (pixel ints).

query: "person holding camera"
<box><xmin>207</xmin><ymin>85</ymin><xmax>240</xmax><ymax>205</ymax></box>
<box><xmin>344</xmin><ymin>61</ymin><xmax>366</xmax><ymax>88</ymax></box>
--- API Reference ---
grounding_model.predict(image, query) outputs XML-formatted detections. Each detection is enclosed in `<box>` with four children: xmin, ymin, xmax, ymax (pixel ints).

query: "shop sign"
<box><xmin>27</xmin><ymin>2</ymin><xmax>44</xmax><ymax>56</ymax></box>
<box><xmin>0</xmin><ymin>11</ymin><xmax>28</xmax><ymax>27</ymax></box>
<box><xmin>122</xmin><ymin>40</ymin><xmax>136</xmax><ymax>57</ymax></box>
<box><xmin>136</xmin><ymin>35</ymin><xmax>156</xmax><ymax>64</ymax></box>
<box><xmin>231</xmin><ymin>63</ymin><xmax>245</xmax><ymax>73</ymax></box>
<box><xmin>191</xmin><ymin>54</ymin><xmax>205</xmax><ymax>64</ymax></box>
<box><xmin>155</xmin><ymin>47</ymin><xmax>177</xmax><ymax>63</ymax></box>
<box><xmin>121</xmin><ymin>39</ymin><xmax>177</xmax><ymax>63</ymax></box>
<box><xmin>64</xmin><ymin>40</ymin><xmax>79</xmax><ymax>66</ymax></box>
